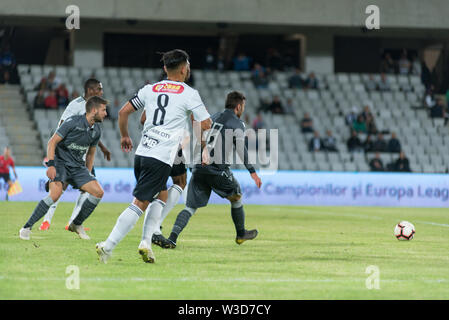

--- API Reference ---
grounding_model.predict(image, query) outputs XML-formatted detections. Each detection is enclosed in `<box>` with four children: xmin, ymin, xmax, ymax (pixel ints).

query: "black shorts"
<box><xmin>186</xmin><ymin>169</ymin><xmax>241</xmax><ymax>209</ymax></box>
<box><xmin>0</xmin><ymin>173</ymin><xmax>11</xmax><ymax>183</ymax></box>
<box><xmin>133</xmin><ymin>155</ymin><xmax>172</xmax><ymax>202</ymax></box>
<box><xmin>170</xmin><ymin>149</ymin><xmax>186</xmax><ymax>177</ymax></box>
<box><xmin>52</xmin><ymin>161</ymin><xmax>97</xmax><ymax>190</ymax></box>
<box><xmin>46</xmin><ymin>166</ymin><xmax>96</xmax><ymax>192</ymax></box>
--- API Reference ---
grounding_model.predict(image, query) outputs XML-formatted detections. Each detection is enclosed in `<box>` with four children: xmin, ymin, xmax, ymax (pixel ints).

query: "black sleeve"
<box><xmin>233</xmin><ymin>121</ymin><xmax>256</xmax><ymax>174</ymax></box>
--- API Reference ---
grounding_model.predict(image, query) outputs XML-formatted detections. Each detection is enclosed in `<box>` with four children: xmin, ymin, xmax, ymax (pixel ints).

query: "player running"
<box><xmin>96</xmin><ymin>49</ymin><xmax>212</xmax><ymax>264</ymax></box>
<box><xmin>38</xmin><ymin>79</ymin><xmax>111</xmax><ymax>231</ymax></box>
<box><xmin>0</xmin><ymin>146</ymin><xmax>17</xmax><ymax>200</ymax></box>
<box><xmin>19</xmin><ymin>96</ymin><xmax>108</xmax><ymax>240</ymax></box>
<box><xmin>167</xmin><ymin>91</ymin><xmax>262</xmax><ymax>248</ymax></box>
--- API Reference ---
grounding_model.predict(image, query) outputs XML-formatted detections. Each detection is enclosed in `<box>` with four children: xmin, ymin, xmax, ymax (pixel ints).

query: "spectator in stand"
<box><xmin>266</xmin><ymin>48</ymin><xmax>283</xmax><ymax>71</ymax></box>
<box><xmin>33</xmin><ymin>89</ymin><xmax>46</xmax><ymax>109</ymax></box>
<box><xmin>46</xmin><ymin>71</ymin><xmax>60</xmax><ymax>90</ymax></box>
<box><xmin>387</xmin><ymin>132</ymin><xmax>402</xmax><ymax>153</ymax></box>
<box><xmin>323</xmin><ymin>130</ymin><xmax>338</xmax><ymax>152</ymax></box>
<box><xmin>372</xmin><ymin>133</ymin><xmax>388</xmax><ymax>152</ymax></box>
<box><xmin>0</xmin><ymin>146</ymin><xmax>17</xmax><ymax>200</ymax></box>
<box><xmin>34</xmin><ymin>77</ymin><xmax>48</xmax><ymax>92</ymax></box>
<box><xmin>352</xmin><ymin>114</ymin><xmax>367</xmax><ymax>133</ymax></box>
<box><xmin>345</xmin><ymin>106</ymin><xmax>358</xmax><ymax>126</ymax></box>
<box><xmin>347</xmin><ymin>130</ymin><xmax>364</xmax><ymax>153</ymax></box>
<box><xmin>304</xmin><ymin>72</ymin><xmax>318</xmax><ymax>89</ymax></box>
<box><xmin>430</xmin><ymin>98</ymin><xmax>446</xmax><ymax>119</ymax></box>
<box><xmin>309</xmin><ymin>131</ymin><xmax>324</xmax><ymax>152</ymax></box>
<box><xmin>203</xmin><ymin>47</ymin><xmax>216</xmax><ymax>70</ymax></box>
<box><xmin>233</xmin><ymin>52</ymin><xmax>251</xmax><ymax>71</ymax></box>
<box><xmin>217</xmin><ymin>54</ymin><xmax>225</xmax><ymax>71</ymax></box>
<box><xmin>44</xmin><ymin>90</ymin><xmax>58</xmax><ymax>109</ymax></box>
<box><xmin>252</xmin><ymin>66</ymin><xmax>269</xmax><ymax>89</ymax></box>
<box><xmin>300</xmin><ymin>112</ymin><xmax>314</xmax><ymax>133</ymax></box>
<box><xmin>56</xmin><ymin>83</ymin><xmax>69</xmax><ymax>108</ymax></box>
<box><xmin>268</xmin><ymin>95</ymin><xmax>284</xmax><ymax>114</ymax></box>
<box><xmin>283</xmin><ymin>98</ymin><xmax>295</xmax><ymax>115</ymax></box>
<box><xmin>424</xmin><ymin>85</ymin><xmax>436</xmax><ymax>108</ymax></box>
<box><xmin>366</xmin><ymin>114</ymin><xmax>378</xmax><ymax>135</ymax></box>
<box><xmin>378</xmin><ymin>73</ymin><xmax>391</xmax><ymax>91</ymax></box>
<box><xmin>252</xmin><ymin>113</ymin><xmax>265</xmax><ymax>132</ymax></box>
<box><xmin>394</xmin><ymin>151</ymin><xmax>411</xmax><ymax>172</ymax></box>
<box><xmin>369</xmin><ymin>152</ymin><xmax>384</xmax><ymax>172</ymax></box>
<box><xmin>360</xmin><ymin>105</ymin><xmax>373</xmax><ymax>122</ymax></box>
<box><xmin>0</xmin><ymin>44</ymin><xmax>17</xmax><ymax>84</ymax></box>
<box><xmin>398</xmin><ymin>50</ymin><xmax>411</xmax><ymax>75</ymax></box>
<box><xmin>410</xmin><ymin>54</ymin><xmax>422</xmax><ymax>76</ymax></box>
<box><xmin>364</xmin><ymin>74</ymin><xmax>377</xmax><ymax>91</ymax></box>
<box><xmin>363</xmin><ymin>134</ymin><xmax>374</xmax><ymax>153</ymax></box>
<box><xmin>288</xmin><ymin>68</ymin><xmax>304</xmax><ymax>89</ymax></box>
<box><xmin>380</xmin><ymin>52</ymin><xmax>396</xmax><ymax>74</ymax></box>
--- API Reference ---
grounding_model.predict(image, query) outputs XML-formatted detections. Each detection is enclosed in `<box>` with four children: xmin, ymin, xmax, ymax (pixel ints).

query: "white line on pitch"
<box><xmin>414</xmin><ymin>221</ymin><xmax>449</xmax><ymax>228</ymax></box>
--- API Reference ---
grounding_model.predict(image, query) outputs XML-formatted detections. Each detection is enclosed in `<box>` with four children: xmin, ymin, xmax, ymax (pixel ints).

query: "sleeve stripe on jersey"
<box><xmin>190</xmin><ymin>104</ymin><xmax>205</xmax><ymax>111</ymax></box>
<box><xmin>130</xmin><ymin>96</ymin><xmax>144</xmax><ymax>110</ymax></box>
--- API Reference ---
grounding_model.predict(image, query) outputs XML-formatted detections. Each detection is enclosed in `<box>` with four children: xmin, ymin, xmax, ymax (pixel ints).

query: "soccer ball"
<box><xmin>394</xmin><ymin>221</ymin><xmax>415</xmax><ymax>240</ymax></box>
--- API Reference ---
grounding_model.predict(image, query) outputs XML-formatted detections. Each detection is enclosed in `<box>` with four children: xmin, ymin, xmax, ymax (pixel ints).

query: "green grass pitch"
<box><xmin>1</xmin><ymin>201</ymin><xmax>448</xmax><ymax>299</ymax></box>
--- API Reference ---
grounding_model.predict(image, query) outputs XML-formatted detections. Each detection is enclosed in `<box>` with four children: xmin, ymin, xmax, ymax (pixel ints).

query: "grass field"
<box><xmin>1</xmin><ymin>201</ymin><xmax>448</xmax><ymax>299</ymax></box>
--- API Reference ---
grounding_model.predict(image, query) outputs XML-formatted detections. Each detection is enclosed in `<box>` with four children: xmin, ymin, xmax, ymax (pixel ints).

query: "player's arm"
<box><xmin>45</xmin><ymin>133</ymin><xmax>63</xmax><ymax>180</ymax></box>
<box><xmin>85</xmin><ymin>146</ymin><xmax>96</xmax><ymax>173</ymax></box>
<box><xmin>97</xmin><ymin>140</ymin><xmax>111</xmax><ymax>161</ymax></box>
<box><xmin>118</xmin><ymin>101</ymin><xmax>137</xmax><ymax>152</ymax></box>
<box><xmin>234</xmin><ymin>126</ymin><xmax>262</xmax><ymax>188</ymax></box>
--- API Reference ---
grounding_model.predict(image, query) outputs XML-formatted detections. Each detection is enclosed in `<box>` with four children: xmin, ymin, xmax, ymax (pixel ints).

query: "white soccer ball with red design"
<box><xmin>394</xmin><ymin>221</ymin><xmax>415</xmax><ymax>240</ymax></box>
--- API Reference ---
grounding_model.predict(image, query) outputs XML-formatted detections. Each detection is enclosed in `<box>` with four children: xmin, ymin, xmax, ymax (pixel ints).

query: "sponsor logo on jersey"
<box><xmin>152</xmin><ymin>83</ymin><xmax>184</xmax><ymax>94</ymax></box>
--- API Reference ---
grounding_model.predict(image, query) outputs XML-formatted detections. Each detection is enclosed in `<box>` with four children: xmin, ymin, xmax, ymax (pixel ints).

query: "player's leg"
<box><xmin>19</xmin><ymin>181</ymin><xmax>64</xmax><ymax>240</ymax></box>
<box><xmin>68</xmin><ymin>179</ymin><xmax>104</xmax><ymax>239</ymax></box>
<box><xmin>39</xmin><ymin>199</ymin><xmax>60</xmax><ymax>230</ymax></box>
<box><xmin>66</xmin><ymin>167</ymin><xmax>96</xmax><ymax>228</ymax></box>
<box><xmin>167</xmin><ymin>172</ymin><xmax>210</xmax><ymax>247</ymax></box>
<box><xmin>144</xmin><ymin>190</ymin><xmax>173</xmax><ymax>248</ymax></box>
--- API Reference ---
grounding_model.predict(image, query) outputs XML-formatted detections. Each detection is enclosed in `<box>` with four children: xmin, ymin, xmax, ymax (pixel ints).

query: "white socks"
<box><xmin>68</xmin><ymin>192</ymin><xmax>89</xmax><ymax>225</ymax></box>
<box><xmin>153</xmin><ymin>185</ymin><xmax>183</xmax><ymax>235</ymax></box>
<box><xmin>104</xmin><ymin>204</ymin><xmax>143</xmax><ymax>252</ymax></box>
<box><xmin>43</xmin><ymin>199</ymin><xmax>59</xmax><ymax>223</ymax></box>
<box><xmin>142</xmin><ymin>199</ymin><xmax>165</xmax><ymax>242</ymax></box>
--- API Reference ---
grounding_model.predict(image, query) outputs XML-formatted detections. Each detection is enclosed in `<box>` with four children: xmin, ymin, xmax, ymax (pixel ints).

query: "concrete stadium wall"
<box><xmin>1</xmin><ymin>0</ymin><xmax>449</xmax><ymax>29</ymax></box>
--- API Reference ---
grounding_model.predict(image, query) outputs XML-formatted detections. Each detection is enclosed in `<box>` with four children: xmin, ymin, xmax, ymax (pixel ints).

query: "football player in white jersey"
<box><xmin>96</xmin><ymin>49</ymin><xmax>212</xmax><ymax>264</ymax></box>
<box><xmin>39</xmin><ymin>79</ymin><xmax>111</xmax><ymax>231</ymax></box>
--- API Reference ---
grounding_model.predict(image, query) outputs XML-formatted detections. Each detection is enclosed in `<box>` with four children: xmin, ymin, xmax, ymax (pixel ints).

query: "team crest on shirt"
<box><xmin>152</xmin><ymin>83</ymin><xmax>184</xmax><ymax>94</ymax></box>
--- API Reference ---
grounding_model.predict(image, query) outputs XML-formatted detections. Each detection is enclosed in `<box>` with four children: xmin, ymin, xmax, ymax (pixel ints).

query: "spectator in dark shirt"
<box><xmin>56</xmin><ymin>83</ymin><xmax>69</xmax><ymax>108</ymax></box>
<box><xmin>300</xmin><ymin>112</ymin><xmax>314</xmax><ymax>133</ymax></box>
<box><xmin>323</xmin><ymin>130</ymin><xmax>338</xmax><ymax>152</ymax></box>
<box><xmin>360</xmin><ymin>105</ymin><xmax>373</xmax><ymax>122</ymax></box>
<box><xmin>366</xmin><ymin>114</ymin><xmax>378</xmax><ymax>135</ymax></box>
<box><xmin>372</xmin><ymin>133</ymin><xmax>388</xmax><ymax>152</ymax></box>
<box><xmin>268</xmin><ymin>96</ymin><xmax>284</xmax><ymax>114</ymax></box>
<box><xmin>430</xmin><ymin>98</ymin><xmax>446</xmax><ymax>118</ymax></box>
<box><xmin>347</xmin><ymin>130</ymin><xmax>364</xmax><ymax>153</ymax></box>
<box><xmin>369</xmin><ymin>152</ymin><xmax>384</xmax><ymax>172</ymax></box>
<box><xmin>345</xmin><ymin>107</ymin><xmax>358</xmax><ymax>126</ymax></box>
<box><xmin>233</xmin><ymin>53</ymin><xmax>251</xmax><ymax>71</ymax></box>
<box><xmin>394</xmin><ymin>151</ymin><xmax>411</xmax><ymax>172</ymax></box>
<box><xmin>252</xmin><ymin>63</ymin><xmax>269</xmax><ymax>89</ymax></box>
<box><xmin>305</xmin><ymin>72</ymin><xmax>318</xmax><ymax>89</ymax></box>
<box><xmin>309</xmin><ymin>131</ymin><xmax>324</xmax><ymax>152</ymax></box>
<box><xmin>387</xmin><ymin>132</ymin><xmax>402</xmax><ymax>153</ymax></box>
<box><xmin>363</xmin><ymin>134</ymin><xmax>374</xmax><ymax>153</ymax></box>
<box><xmin>288</xmin><ymin>68</ymin><xmax>304</xmax><ymax>89</ymax></box>
<box><xmin>380</xmin><ymin>52</ymin><xmax>396</xmax><ymax>74</ymax></box>
<box><xmin>34</xmin><ymin>89</ymin><xmax>46</xmax><ymax>109</ymax></box>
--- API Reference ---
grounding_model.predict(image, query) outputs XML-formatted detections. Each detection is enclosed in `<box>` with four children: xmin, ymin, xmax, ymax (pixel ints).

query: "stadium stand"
<box><xmin>13</xmin><ymin>64</ymin><xmax>449</xmax><ymax>173</ymax></box>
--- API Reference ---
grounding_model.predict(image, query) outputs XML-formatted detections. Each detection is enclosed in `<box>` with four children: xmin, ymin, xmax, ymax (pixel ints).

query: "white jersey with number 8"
<box><xmin>129</xmin><ymin>80</ymin><xmax>210</xmax><ymax>166</ymax></box>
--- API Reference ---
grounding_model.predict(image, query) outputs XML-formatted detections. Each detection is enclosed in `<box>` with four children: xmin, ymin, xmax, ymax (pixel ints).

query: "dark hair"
<box><xmin>84</xmin><ymin>78</ymin><xmax>101</xmax><ymax>94</ymax></box>
<box><xmin>161</xmin><ymin>49</ymin><xmax>189</xmax><ymax>70</ymax></box>
<box><xmin>225</xmin><ymin>91</ymin><xmax>246</xmax><ymax>109</ymax></box>
<box><xmin>86</xmin><ymin>96</ymin><xmax>108</xmax><ymax>113</ymax></box>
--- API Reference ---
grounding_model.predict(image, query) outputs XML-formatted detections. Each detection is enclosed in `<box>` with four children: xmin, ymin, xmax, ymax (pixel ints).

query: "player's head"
<box><xmin>225</xmin><ymin>91</ymin><xmax>246</xmax><ymax>118</ymax></box>
<box><xmin>86</xmin><ymin>96</ymin><xmax>108</xmax><ymax>122</ymax></box>
<box><xmin>3</xmin><ymin>146</ymin><xmax>10</xmax><ymax>157</ymax></box>
<box><xmin>84</xmin><ymin>78</ymin><xmax>103</xmax><ymax>99</ymax></box>
<box><xmin>161</xmin><ymin>49</ymin><xmax>190</xmax><ymax>82</ymax></box>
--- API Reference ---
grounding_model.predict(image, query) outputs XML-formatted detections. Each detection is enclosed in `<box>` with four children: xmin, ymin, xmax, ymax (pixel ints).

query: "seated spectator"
<box><xmin>352</xmin><ymin>115</ymin><xmax>367</xmax><ymax>133</ymax></box>
<box><xmin>252</xmin><ymin>63</ymin><xmax>269</xmax><ymax>89</ymax></box>
<box><xmin>288</xmin><ymin>68</ymin><xmax>304</xmax><ymax>89</ymax></box>
<box><xmin>0</xmin><ymin>44</ymin><xmax>17</xmax><ymax>84</ymax></box>
<box><xmin>304</xmin><ymin>72</ymin><xmax>318</xmax><ymax>89</ymax></box>
<box><xmin>267</xmin><ymin>48</ymin><xmax>283</xmax><ymax>71</ymax></box>
<box><xmin>309</xmin><ymin>131</ymin><xmax>323</xmax><ymax>152</ymax></box>
<box><xmin>283</xmin><ymin>98</ymin><xmax>295</xmax><ymax>114</ymax></box>
<box><xmin>46</xmin><ymin>71</ymin><xmax>60</xmax><ymax>90</ymax></box>
<box><xmin>366</xmin><ymin>114</ymin><xmax>378</xmax><ymax>135</ymax></box>
<box><xmin>378</xmin><ymin>73</ymin><xmax>391</xmax><ymax>91</ymax></box>
<box><xmin>359</xmin><ymin>105</ymin><xmax>373</xmax><ymax>122</ymax></box>
<box><xmin>380</xmin><ymin>52</ymin><xmax>396</xmax><ymax>74</ymax></box>
<box><xmin>34</xmin><ymin>77</ymin><xmax>48</xmax><ymax>91</ymax></box>
<box><xmin>300</xmin><ymin>112</ymin><xmax>314</xmax><ymax>133</ymax></box>
<box><xmin>363</xmin><ymin>134</ymin><xmax>374</xmax><ymax>153</ymax></box>
<box><xmin>233</xmin><ymin>52</ymin><xmax>251</xmax><ymax>71</ymax></box>
<box><xmin>33</xmin><ymin>89</ymin><xmax>46</xmax><ymax>109</ymax></box>
<box><xmin>323</xmin><ymin>130</ymin><xmax>338</xmax><ymax>152</ymax></box>
<box><xmin>203</xmin><ymin>47</ymin><xmax>216</xmax><ymax>70</ymax></box>
<box><xmin>369</xmin><ymin>152</ymin><xmax>384</xmax><ymax>172</ymax></box>
<box><xmin>410</xmin><ymin>53</ymin><xmax>421</xmax><ymax>76</ymax></box>
<box><xmin>268</xmin><ymin>96</ymin><xmax>284</xmax><ymax>114</ymax></box>
<box><xmin>364</xmin><ymin>74</ymin><xmax>377</xmax><ymax>91</ymax></box>
<box><xmin>398</xmin><ymin>50</ymin><xmax>411</xmax><ymax>75</ymax></box>
<box><xmin>424</xmin><ymin>86</ymin><xmax>436</xmax><ymax>108</ymax></box>
<box><xmin>56</xmin><ymin>83</ymin><xmax>69</xmax><ymax>108</ymax></box>
<box><xmin>430</xmin><ymin>98</ymin><xmax>446</xmax><ymax>118</ymax></box>
<box><xmin>347</xmin><ymin>130</ymin><xmax>364</xmax><ymax>153</ymax></box>
<box><xmin>252</xmin><ymin>113</ymin><xmax>265</xmax><ymax>131</ymax></box>
<box><xmin>394</xmin><ymin>151</ymin><xmax>411</xmax><ymax>172</ymax></box>
<box><xmin>345</xmin><ymin>107</ymin><xmax>358</xmax><ymax>126</ymax></box>
<box><xmin>372</xmin><ymin>133</ymin><xmax>388</xmax><ymax>152</ymax></box>
<box><xmin>217</xmin><ymin>54</ymin><xmax>225</xmax><ymax>71</ymax></box>
<box><xmin>44</xmin><ymin>90</ymin><xmax>58</xmax><ymax>109</ymax></box>
<box><xmin>387</xmin><ymin>132</ymin><xmax>402</xmax><ymax>153</ymax></box>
